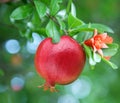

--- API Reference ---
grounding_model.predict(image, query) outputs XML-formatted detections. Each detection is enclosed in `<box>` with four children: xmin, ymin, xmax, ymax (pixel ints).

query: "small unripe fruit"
<box><xmin>34</xmin><ymin>35</ymin><xmax>86</xmax><ymax>92</ymax></box>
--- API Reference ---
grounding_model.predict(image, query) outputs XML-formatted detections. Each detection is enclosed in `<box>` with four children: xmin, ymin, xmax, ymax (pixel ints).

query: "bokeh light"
<box><xmin>65</xmin><ymin>76</ymin><xmax>91</xmax><ymax>99</ymax></box>
<box><xmin>26</xmin><ymin>33</ymin><xmax>43</xmax><ymax>54</ymax></box>
<box><xmin>5</xmin><ymin>39</ymin><xmax>20</xmax><ymax>54</ymax></box>
<box><xmin>10</xmin><ymin>76</ymin><xmax>25</xmax><ymax>91</ymax></box>
<box><xmin>58</xmin><ymin>94</ymin><xmax>80</xmax><ymax>103</ymax></box>
<box><xmin>26</xmin><ymin>71</ymin><xmax>35</xmax><ymax>78</ymax></box>
<box><xmin>0</xmin><ymin>85</ymin><xmax>8</xmax><ymax>93</ymax></box>
<box><xmin>11</xmin><ymin>54</ymin><xmax>22</xmax><ymax>66</ymax></box>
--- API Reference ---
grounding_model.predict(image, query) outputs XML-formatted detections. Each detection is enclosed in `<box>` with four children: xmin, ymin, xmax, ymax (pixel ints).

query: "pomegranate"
<box><xmin>34</xmin><ymin>35</ymin><xmax>86</xmax><ymax>92</ymax></box>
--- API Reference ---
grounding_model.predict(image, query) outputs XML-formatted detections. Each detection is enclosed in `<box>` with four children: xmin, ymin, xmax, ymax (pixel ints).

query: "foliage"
<box><xmin>9</xmin><ymin>0</ymin><xmax>118</xmax><ymax>69</ymax></box>
<box><xmin>0</xmin><ymin>0</ymin><xmax>120</xmax><ymax>103</ymax></box>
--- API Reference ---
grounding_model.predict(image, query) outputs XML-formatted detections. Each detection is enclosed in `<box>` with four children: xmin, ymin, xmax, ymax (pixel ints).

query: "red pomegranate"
<box><xmin>34</xmin><ymin>35</ymin><xmax>86</xmax><ymax>92</ymax></box>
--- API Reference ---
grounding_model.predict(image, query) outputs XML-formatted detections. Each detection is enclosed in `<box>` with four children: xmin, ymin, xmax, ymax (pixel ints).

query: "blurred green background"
<box><xmin>0</xmin><ymin>0</ymin><xmax>120</xmax><ymax>103</ymax></box>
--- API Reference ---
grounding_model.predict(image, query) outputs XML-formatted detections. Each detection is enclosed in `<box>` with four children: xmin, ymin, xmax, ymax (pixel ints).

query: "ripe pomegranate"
<box><xmin>34</xmin><ymin>35</ymin><xmax>86</xmax><ymax>92</ymax></box>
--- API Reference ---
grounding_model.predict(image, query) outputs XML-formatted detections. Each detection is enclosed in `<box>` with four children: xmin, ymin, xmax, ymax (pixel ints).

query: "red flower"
<box><xmin>84</xmin><ymin>29</ymin><xmax>113</xmax><ymax>59</ymax></box>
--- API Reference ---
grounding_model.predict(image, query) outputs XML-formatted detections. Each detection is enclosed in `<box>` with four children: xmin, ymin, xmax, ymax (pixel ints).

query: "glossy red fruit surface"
<box><xmin>34</xmin><ymin>35</ymin><xmax>86</xmax><ymax>91</ymax></box>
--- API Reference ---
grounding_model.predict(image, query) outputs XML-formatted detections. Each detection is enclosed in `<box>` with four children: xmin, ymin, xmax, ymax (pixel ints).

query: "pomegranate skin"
<box><xmin>34</xmin><ymin>35</ymin><xmax>86</xmax><ymax>90</ymax></box>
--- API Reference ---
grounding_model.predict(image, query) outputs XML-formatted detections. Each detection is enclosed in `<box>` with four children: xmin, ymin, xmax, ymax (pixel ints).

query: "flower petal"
<box><xmin>95</xmin><ymin>33</ymin><xmax>107</xmax><ymax>41</ymax></box>
<box><xmin>104</xmin><ymin>35</ymin><xmax>113</xmax><ymax>44</ymax></box>
<box><xmin>101</xmin><ymin>43</ymin><xmax>108</xmax><ymax>48</ymax></box>
<box><xmin>93</xmin><ymin>45</ymin><xmax>97</xmax><ymax>52</ymax></box>
<box><xmin>97</xmin><ymin>49</ymin><xmax>103</xmax><ymax>57</ymax></box>
<box><xmin>84</xmin><ymin>29</ymin><xmax>113</xmax><ymax>59</ymax></box>
<box><xmin>99</xmin><ymin>33</ymin><xmax>107</xmax><ymax>40</ymax></box>
<box><xmin>84</xmin><ymin>39</ymin><xmax>93</xmax><ymax>47</ymax></box>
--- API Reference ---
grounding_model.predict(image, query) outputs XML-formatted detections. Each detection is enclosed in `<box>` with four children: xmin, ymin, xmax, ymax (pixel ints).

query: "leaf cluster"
<box><xmin>10</xmin><ymin>0</ymin><xmax>119</xmax><ymax>69</ymax></box>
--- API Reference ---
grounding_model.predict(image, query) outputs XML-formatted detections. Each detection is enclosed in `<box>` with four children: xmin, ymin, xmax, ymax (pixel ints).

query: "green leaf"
<box><xmin>20</xmin><ymin>29</ymin><xmax>33</xmax><ymax>41</ymax></box>
<box><xmin>74</xmin><ymin>30</ymin><xmax>93</xmax><ymax>42</ymax></box>
<box><xmin>68</xmin><ymin>13</ymin><xmax>84</xmax><ymax>29</ymax></box>
<box><xmin>31</xmin><ymin>11</ymin><xmax>41</xmax><ymax>30</ymax></box>
<box><xmin>50</xmin><ymin>0</ymin><xmax>62</xmax><ymax>16</ymax></box>
<box><xmin>71</xmin><ymin>23</ymin><xmax>114</xmax><ymax>34</ymax></box>
<box><xmin>66</xmin><ymin>0</ymin><xmax>72</xmax><ymax>14</ymax></box>
<box><xmin>102</xmin><ymin>57</ymin><xmax>118</xmax><ymax>69</ymax></box>
<box><xmin>93</xmin><ymin>52</ymin><xmax>101</xmax><ymax>63</ymax></box>
<box><xmin>83</xmin><ymin>44</ymin><xmax>96</xmax><ymax>66</ymax></box>
<box><xmin>40</xmin><ymin>0</ymin><xmax>50</xmax><ymax>6</ymax></box>
<box><xmin>34</xmin><ymin>0</ymin><xmax>47</xmax><ymax>18</ymax></box>
<box><xmin>46</xmin><ymin>20</ymin><xmax>60</xmax><ymax>43</ymax></box>
<box><xmin>90</xmin><ymin>23</ymin><xmax>114</xmax><ymax>33</ymax></box>
<box><xmin>56</xmin><ymin>16</ymin><xmax>66</xmax><ymax>30</ymax></box>
<box><xmin>71</xmin><ymin>2</ymin><xmax>76</xmax><ymax>17</ymax></box>
<box><xmin>10</xmin><ymin>4</ymin><xmax>33</xmax><ymax>20</ymax></box>
<box><xmin>83</xmin><ymin>44</ymin><xmax>91</xmax><ymax>57</ymax></box>
<box><xmin>89</xmin><ymin>57</ymin><xmax>96</xmax><ymax>66</ymax></box>
<box><xmin>103</xmin><ymin>43</ymin><xmax>119</xmax><ymax>56</ymax></box>
<box><xmin>75</xmin><ymin>32</ymin><xmax>86</xmax><ymax>43</ymax></box>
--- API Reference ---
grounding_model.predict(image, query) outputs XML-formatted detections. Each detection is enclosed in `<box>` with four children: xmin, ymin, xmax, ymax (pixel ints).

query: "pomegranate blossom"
<box><xmin>34</xmin><ymin>35</ymin><xmax>86</xmax><ymax>92</ymax></box>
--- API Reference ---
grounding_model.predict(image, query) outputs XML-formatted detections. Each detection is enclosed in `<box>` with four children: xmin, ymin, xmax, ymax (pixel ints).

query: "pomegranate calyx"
<box><xmin>38</xmin><ymin>83</ymin><xmax>58</xmax><ymax>92</ymax></box>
